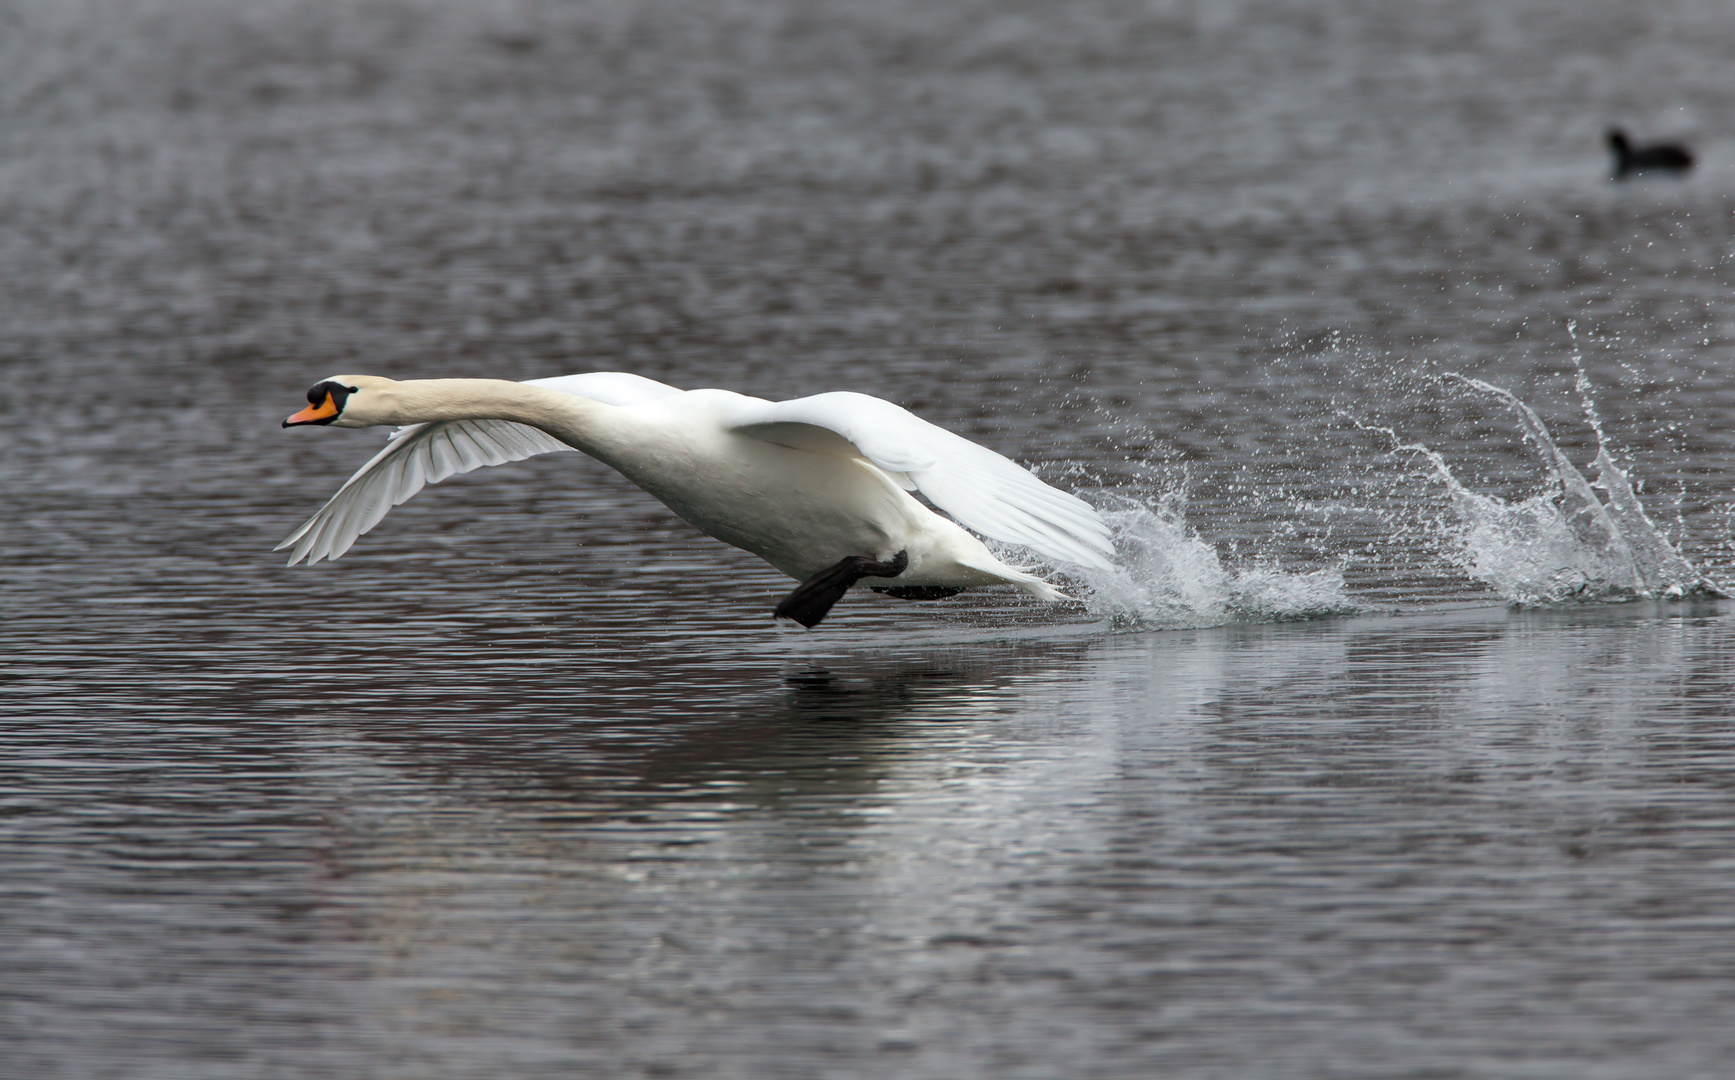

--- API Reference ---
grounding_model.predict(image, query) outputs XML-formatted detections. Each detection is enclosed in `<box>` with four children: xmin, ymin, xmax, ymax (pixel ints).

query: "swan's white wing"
<box><xmin>730</xmin><ymin>391</ymin><xmax>1115</xmax><ymax>570</ymax></box>
<box><xmin>276</xmin><ymin>372</ymin><xmax>683</xmax><ymax>566</ymax></box>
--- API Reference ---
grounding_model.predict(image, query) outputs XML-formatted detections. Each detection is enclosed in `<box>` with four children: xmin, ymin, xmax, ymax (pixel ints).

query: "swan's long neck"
<box><xmin>369</xmin><ymin>378</ymin><xmax>631</xmax><ymax>459</ymax></box>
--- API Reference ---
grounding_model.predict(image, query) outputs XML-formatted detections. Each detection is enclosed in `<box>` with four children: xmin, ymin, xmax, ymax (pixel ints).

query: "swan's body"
<box><xmin>279</xmin><ymin>373</ymin><xmax>1114</xmax><ymax>625</ymax></box>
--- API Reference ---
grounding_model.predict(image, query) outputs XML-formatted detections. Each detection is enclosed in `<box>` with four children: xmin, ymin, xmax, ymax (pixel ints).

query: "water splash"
<box><xmin>1381</xmin><ymin>373</ymin><xmax>1721</xmax><ymax>606</ymax></box>
<box><xmin>1063</xmin><ymin>493</ymin><xmax>1354</xmax><ymax>631</ymax></box>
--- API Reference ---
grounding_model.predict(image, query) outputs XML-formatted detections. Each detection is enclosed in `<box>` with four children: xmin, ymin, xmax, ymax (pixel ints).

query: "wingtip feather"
<box><xmin>273</xmin><ymin>416</ymin><xmax>574</xmax><ymax>571</ymax></box>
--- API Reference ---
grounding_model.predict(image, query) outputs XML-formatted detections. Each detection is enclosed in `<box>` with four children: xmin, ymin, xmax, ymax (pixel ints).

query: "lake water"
<box><xmin>6</xmin><ymin>0</ymin><xmax>1735</xmax><ymax>1076</ymax></box>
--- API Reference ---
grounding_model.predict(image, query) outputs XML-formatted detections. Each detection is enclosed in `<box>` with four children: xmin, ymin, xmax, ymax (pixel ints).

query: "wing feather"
<box><xmin>731</xmin><ymin>391</ymin><xmax>1114</xmax><ymax>570</ymax></box>
<box><xmin>276</xmin><ymin>372</ymin><xmax>682</xmax><ymax>566</ymax></box>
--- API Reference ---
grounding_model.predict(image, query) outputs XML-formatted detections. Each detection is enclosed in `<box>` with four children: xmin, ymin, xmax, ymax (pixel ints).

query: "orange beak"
<box><xmin>284</xmin><ymin>393</ymin><xmax>340</xmax><ymax>427</ymax></box>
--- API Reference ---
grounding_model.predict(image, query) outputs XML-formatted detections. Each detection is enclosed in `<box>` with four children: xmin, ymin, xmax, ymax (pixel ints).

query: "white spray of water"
<box><xmin>1377</xmin><ymin>365</ymin><xmax>1720</xmax><ymax>606</ymax></box>
<box><xmin>1055</xmin><ymin>493</ymin><xmax>1354</xmax><ymax>631</ymax></box>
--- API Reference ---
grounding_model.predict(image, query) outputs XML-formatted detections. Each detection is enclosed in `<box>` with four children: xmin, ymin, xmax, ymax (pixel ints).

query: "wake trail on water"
<box><xmin>1082</xmin><ymin>496</ymin><xmax>1354</xmax><ymax>630</ymax></box>
<box><xmin>1367</xmin><ymin>371</ymin><xmax>1723</xmax><ymax>607</ymax></box>
<box><xmin>1028</xmin><ymin>339</ymin><xmax>1723</xmax><ymax>630</ymax></box>
<box><xmin>1007</xmin><ymin>491</ymin><xmax>1355</xmax><ymax>632</ymax></box>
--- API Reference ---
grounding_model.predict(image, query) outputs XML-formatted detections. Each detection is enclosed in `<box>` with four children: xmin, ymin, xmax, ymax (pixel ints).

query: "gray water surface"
<box><xmin>6</xmin><ymin>0</ymin><xmax>1735</xmax><ymax>1076</ymax></box>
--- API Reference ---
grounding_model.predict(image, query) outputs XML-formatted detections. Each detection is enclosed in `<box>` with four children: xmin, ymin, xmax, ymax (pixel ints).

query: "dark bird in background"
<box><xmin>1607</xmin><ymin>128</ymin><xmax>1694</xmax><ymax>178</ymax></box>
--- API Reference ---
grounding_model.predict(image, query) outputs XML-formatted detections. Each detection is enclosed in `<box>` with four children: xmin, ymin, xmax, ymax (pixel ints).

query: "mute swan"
<box><xmin>279</xmin><ymin>373</ymin><xmax>1114</xmax><ymax>627</ymax></box>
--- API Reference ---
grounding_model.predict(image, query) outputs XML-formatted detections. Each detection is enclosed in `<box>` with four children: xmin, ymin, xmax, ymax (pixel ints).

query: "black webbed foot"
<box><xmin>869</xmin><ymin>585</ymin><xmax>964</xmax><ymax>600</ymax></box>
<box><xmin>774</xmin><ymin>550</ymin><xmax>909</xmax><ymax>628</ymax></box>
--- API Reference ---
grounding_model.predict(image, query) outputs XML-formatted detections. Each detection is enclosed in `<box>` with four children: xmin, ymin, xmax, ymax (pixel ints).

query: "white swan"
<box><xmin>279</xmin><ymin>373</ymin><xmax>1114</xmax><ymax>626</ymax></box>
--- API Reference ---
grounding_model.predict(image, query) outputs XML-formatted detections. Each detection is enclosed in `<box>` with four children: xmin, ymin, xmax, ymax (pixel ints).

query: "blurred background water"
<box><xmin>5</xmin><ymin>0</ymin><xmax>1735</xmax><ymax>1076</ymax></box>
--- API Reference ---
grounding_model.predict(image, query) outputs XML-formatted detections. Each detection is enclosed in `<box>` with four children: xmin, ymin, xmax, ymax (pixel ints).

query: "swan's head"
<box><xmin>283</xmin><ymin>375</ymin><xmax>396</xmax><ymax>429</ymax></box>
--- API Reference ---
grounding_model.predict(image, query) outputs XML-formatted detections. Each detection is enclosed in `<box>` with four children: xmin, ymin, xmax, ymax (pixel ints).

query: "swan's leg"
<box><xmin>870</xmin><ymin>586</ymin><xmax>965</xmax><ymax>600</ymax></box>
<box><xmin>774</xmin><ymin>550</ymin><xmax>909</xmax><ymax>628</ymax></box>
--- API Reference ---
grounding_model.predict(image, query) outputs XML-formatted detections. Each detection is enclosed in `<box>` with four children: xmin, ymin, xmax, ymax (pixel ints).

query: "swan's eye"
<box><xmin>305</xmin><ymin>381</ymin><xmax>358</xmax><ymax>411</ymax></box>
<box><xmin>285</xmin><ymin>380</ymin><xmax>355</xmax><ymax>428</ymax></box>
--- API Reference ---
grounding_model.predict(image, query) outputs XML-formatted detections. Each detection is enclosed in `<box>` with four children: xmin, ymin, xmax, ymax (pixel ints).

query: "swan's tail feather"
<box><xmin>1009</xmin><ymin>574</ymin><xmax>1067</xmax><ymax>602</ymax></box>
<box><xmin>953</xmin><ymin>552</ymin><xmax>1069</xmax><ymax>602</ymax></box>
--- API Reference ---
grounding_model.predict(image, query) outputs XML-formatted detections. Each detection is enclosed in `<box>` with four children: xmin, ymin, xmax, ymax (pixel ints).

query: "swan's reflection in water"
<box><xmin>10</xmin><ymin>585</ymin><xmax>1735</xmax><ymax>1080</ymax></box>
<box><xmin>283</xmin><ymin>646</ymin><xmax>1095</xmax><ymax>1071</ymax></box>
<box><xmin>178</xmin><ymin>602</ymin><xmax>1732</xmax><ymax>1076</ymax></box>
